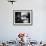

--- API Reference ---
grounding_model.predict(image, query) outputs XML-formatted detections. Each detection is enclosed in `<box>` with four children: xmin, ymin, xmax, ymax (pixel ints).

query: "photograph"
<box><xmin>13</xmin><ymin>10</ymin><xmax>32</xmax><ymax>25</ymax></box>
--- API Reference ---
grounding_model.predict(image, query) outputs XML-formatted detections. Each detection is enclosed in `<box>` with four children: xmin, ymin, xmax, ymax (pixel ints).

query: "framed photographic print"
<box><xmin>13</xmin><ymin>10</ymin><xmax>33</xmax><ymax>25</ymax></box>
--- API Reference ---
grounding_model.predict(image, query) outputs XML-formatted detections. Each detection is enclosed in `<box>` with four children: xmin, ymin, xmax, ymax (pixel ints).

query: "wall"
<box><xmin>0</xmin><ymin>0</ymin><xmax>46</xmax><ymax>42</ymax></box>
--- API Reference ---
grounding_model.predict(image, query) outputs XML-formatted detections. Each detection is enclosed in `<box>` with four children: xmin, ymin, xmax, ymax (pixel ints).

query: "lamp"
<box><xmin>8</xmin><ymin>0</ymin><xmax>16</xmax><ymax>4</ymax></box>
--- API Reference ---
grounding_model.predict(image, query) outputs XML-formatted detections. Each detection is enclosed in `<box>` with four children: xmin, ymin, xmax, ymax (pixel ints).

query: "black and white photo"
<box><xmin>13</xmin><ymin>10</ymin><xmax>32</xmax><ymax>25</ymax></box>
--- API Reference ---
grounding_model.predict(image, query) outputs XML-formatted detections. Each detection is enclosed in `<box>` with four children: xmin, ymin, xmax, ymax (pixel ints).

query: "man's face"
<box><xmin>21</xmin><ymin>12</ymin><xmax>29</xmax><ymax>23</ymax></box>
